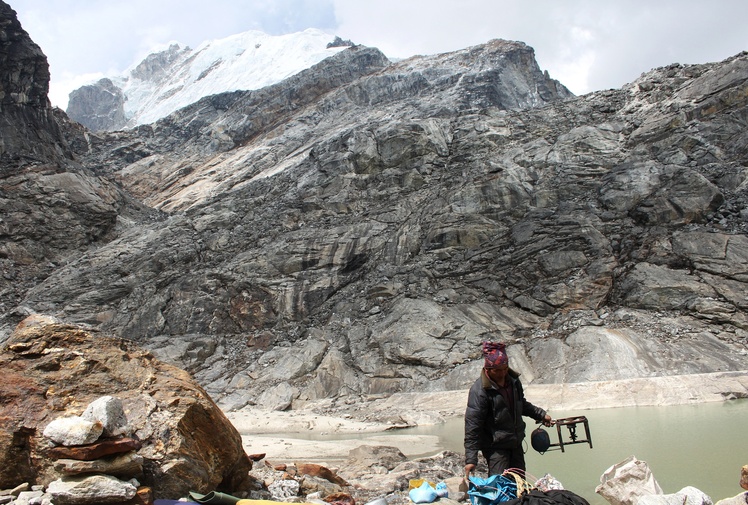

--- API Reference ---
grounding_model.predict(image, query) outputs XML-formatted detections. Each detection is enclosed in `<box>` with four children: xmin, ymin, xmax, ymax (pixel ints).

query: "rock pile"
<box><xmin>42</xmin><ymin>396</ymin><xmax>148</xmax><ymax>505</ymax></box>
<box><xmin>0</xmin><ymin>397</ymin><xmax>148</xmax><ymax>504</ymax></box>
<box><xmin>245</xmin><ymin>448</ymin><xmax>469</xmax><ymax>505</ymax></box>
<box><xmin>245</xmin><ymin>450</ymin><xmax>747</xmax><ymax>505</ymax></box>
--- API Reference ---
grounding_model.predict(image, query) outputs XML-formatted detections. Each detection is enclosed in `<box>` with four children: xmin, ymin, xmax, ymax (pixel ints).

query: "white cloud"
<box><xmin>49</xmin><ymin>72</ymin><xmax>107</xmax><ymax>111</ymax></box>
<box><xmin>332</xmin><ymin>0</ymin><xmax>748</xmax><ymax>95</ymax></box>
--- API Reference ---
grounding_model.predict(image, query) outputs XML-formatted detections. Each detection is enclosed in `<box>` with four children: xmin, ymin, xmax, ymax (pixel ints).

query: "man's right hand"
<box><xmin>465</xmin><ymin>463</ymin><xmax>476</xmax><ymax>478</ymax></box>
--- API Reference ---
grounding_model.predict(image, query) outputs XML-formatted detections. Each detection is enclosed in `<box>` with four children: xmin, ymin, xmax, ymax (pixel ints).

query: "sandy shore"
<box><xmin>227</xmin><ymin>407</ymin><xmax>445</xmax><ymax>462</ymax></box>
<box><xmin>226</xmin><ymin>370</ymin><xmax>748</xmax><ymax>464</ymax></box>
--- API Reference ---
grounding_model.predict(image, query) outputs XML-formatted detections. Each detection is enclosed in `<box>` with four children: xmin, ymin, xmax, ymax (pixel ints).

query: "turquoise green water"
<box><xmin>405</xmin><ymin>400</ymin><xmax>748</xmax><ymax>504</ymax></box>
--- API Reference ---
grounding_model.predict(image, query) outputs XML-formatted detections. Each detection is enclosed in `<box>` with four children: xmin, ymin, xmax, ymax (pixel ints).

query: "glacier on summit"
<box><xmin>66</xmin><ymin>28</ymin><xmax>350</xmax><ymax>131</ymax></box>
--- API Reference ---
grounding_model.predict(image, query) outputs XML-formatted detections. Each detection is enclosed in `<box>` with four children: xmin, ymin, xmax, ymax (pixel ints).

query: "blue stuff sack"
<box><xmin>436</xmin><ymin>482</ymin><xmax>448</xmax><ymax>498</ymax></box>
<box><xmin>467</xmin><ymin>474</ymin><xmax>518</xmax><ymax>505</ymax></box>
<box><xmin>409</xmin><ymin>481</ymin><xmax>439</xmax><ymax>503</ymax></box>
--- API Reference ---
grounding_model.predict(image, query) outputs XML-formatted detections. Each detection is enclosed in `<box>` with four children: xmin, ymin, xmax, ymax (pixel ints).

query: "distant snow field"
<box><xmin>69</xmin><ymin>28</ymin><xmax>349</xmax><ymax>129</ymax></box>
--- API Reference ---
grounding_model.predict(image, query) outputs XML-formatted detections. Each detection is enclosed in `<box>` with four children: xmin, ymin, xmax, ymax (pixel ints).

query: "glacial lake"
<box><xmin>404</xmin><ymin>399</ymin><xmax>748</xmax><ymax>504</ymax></box>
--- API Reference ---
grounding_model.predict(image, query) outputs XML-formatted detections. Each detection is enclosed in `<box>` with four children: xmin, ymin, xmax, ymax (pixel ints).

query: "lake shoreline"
<box><xmin>226</xmin><ymin>370</ymin><xmax>748</xmax><ymax>463</ymax></box>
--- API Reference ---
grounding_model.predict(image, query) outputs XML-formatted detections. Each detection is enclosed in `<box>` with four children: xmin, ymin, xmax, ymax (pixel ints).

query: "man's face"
<box><xmin>485</xmin><ymin>365</ymin><xmax>509</xmax><ymax>383</ymax></box>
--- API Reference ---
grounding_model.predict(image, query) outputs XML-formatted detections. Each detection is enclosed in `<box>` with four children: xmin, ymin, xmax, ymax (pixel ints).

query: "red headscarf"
<box><xmin>482</xmin><ymin>341</ymin><xmax>508</xmax><ymax>368</ymax></box>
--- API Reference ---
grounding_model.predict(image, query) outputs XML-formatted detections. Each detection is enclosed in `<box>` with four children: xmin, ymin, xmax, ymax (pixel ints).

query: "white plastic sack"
<box><xmin>638</xmin><ymin>486</ymin><xmax>712</xmax><ymax>505</ymax></box>
<box><xmin>535</xmin><ymin>473</ymin><xmax>565</xmax><ymax>492</ymax></box>
<box><xmin>595</xmin><ymin>455</ymin><xmax>663</xmax><ymax>505</ymax></box>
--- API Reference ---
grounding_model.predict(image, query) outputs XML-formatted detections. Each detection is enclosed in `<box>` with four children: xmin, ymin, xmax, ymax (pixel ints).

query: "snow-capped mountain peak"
<box><xmin>67</xmin><ymin>28</ymin><xmax>351</xmax><ymax>131</ymax></box>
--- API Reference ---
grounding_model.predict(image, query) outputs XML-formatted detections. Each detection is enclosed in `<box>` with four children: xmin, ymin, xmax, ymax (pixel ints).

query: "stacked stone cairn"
<box><xmin>9</xmin><ymin>396</ymin><xmax>151</xmax><ymax>505</ymax></box>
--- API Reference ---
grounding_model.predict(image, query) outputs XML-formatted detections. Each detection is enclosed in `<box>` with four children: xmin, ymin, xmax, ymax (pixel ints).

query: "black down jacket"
<box><xmin>464</xmin><ymin>369</ymin><xmax>547</xmax><ymax>466</ymax></box>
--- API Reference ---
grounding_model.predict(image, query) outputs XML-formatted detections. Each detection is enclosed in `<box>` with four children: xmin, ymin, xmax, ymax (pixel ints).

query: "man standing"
<box><xmin>464</xmin><ymin>341</ymin><xmax>553</xmax><ymax>477</ymax></box>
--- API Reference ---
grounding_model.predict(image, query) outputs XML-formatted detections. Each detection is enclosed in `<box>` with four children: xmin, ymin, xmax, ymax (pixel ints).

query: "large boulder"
<box><xmin>0</xmin><ymin>314</ymin><xmax>253</xmax><ymax>499</ymax></box>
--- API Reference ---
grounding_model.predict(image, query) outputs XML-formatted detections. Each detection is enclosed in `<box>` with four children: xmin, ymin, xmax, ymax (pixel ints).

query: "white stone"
<box><xmin>268</xmin><ymin>478</ymin><xmax>300</xmax><ymax>500</ymax></box>
<box><xmin>12</xmin><ymin>490</ymin><xmax>43</xmax><ymax>505</ymax></box>
<box><xmin>42</xmin><ymin>416</ymin><xmax>103</xmax><ymax>446</ymax></box>
<box><xmin>596</xmin><ymin>456</ymin><xmax>663</xmax><ymax>505</ymax></box>
<box><xmin>47</xmin><ymin>475</ymin><xmax>136</xmax><ymax>504</ymax></box>
<box><xmin>81</xmin><ymin>396</ymin><xmax>129</xmax><ymax>436</ymax></box>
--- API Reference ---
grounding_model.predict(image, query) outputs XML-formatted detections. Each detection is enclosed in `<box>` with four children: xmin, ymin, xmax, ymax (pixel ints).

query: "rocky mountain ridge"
<box><xmin>0</xmin><ymin>0</ymin><xmax>746</xmax><ymax>414</ymax></box>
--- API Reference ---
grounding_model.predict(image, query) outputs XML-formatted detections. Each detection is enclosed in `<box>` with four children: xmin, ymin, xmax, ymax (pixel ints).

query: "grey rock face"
<box><xmin>1</xmin><ymin>2</ymin><xmax>747</xmax><ymax>412</ymax></box>
<box><xmin>130</xmin><ymin>43</ymin><xmax>185</xmax><ymax>82</ymax></box>
<box><xmin>0</xmin><ymin>1</ymin><xmax>68</xmax><ymax>160</ymax></box>
<box><xmin>66</xmin><ymin>78</ymin><xmax>126</xmax><ymax>131</ymax></box>
<box><xmin>0</xmin><ymin>2</ymin><xmax>157</xmax><ymax>333</ymax></box>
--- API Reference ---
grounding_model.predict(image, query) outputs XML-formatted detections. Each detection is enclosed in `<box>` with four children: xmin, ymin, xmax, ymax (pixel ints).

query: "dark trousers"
<box><xmin>483</xmin><ymin>447</ymin><xmax>526</xmax><ymax>475</ymax></box>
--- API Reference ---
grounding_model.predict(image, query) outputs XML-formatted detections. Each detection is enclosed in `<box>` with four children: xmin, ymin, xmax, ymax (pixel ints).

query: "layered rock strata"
<box><xmin>0</xmin><ymin>0</ymin><xmax>746</xmax><ymax>412</ymax></box>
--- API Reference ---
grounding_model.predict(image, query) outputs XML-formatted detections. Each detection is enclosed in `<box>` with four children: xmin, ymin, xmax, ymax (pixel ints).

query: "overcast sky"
<box><xmin>10</xmin><ymin>0</ymin><xmax>748</xmax><ymax>109</ymax></box>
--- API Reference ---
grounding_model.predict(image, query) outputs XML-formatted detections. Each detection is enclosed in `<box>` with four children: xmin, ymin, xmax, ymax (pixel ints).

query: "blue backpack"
<box><xmin>468</xmin><ymin>474</ymin><xmax>518</xmax><ymax>505</ymax></box>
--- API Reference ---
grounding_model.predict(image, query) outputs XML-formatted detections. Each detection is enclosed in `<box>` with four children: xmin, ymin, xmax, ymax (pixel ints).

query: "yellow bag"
<box><xmin>408</xmin><ymin>479</ymin><xmax>436</xmax><ymax>490</ymax></box>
